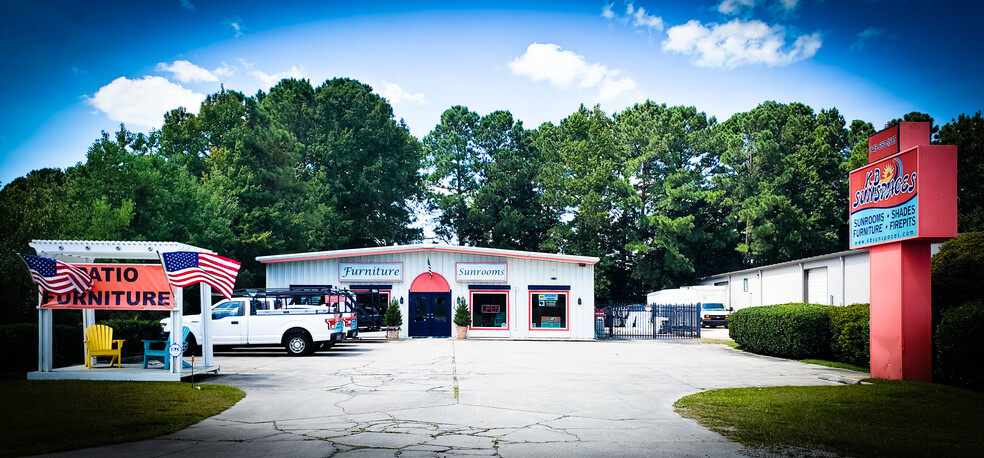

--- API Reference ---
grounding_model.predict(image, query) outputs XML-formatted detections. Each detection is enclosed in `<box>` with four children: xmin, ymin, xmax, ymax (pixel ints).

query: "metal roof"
<box><xmin>256</xmin><ymin>244</ymin><xmax>600</xmax><ymax>265</ymax></box>
<box><xmin>699</xmin><ymin>249</ymin><xmax>865</xmax><ymax>280</ymax></box>
<box><xmin>30</xmin><ymin>240</ymin><xmax>213</xmax><ymax>261</ymax></box>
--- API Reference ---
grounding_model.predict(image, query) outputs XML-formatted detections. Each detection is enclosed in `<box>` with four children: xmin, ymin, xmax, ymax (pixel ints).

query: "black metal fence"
<box><xmin>596</xmin><ymin>303</ymin><xmax>700</xmax><ymax>339</ymax></box>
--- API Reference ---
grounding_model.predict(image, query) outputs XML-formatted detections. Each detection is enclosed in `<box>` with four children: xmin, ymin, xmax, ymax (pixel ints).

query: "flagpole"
<box><xmin>156</xmin><ymin>250</ymin><xmax>182</xmax><ymax>373</ymax></box>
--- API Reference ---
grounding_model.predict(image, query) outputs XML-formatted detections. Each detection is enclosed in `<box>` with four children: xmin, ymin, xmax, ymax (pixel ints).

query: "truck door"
<box><xmin>210</xmin><ymin>299</ymin><xmax>247</xmax><ymax>345</ymax></box>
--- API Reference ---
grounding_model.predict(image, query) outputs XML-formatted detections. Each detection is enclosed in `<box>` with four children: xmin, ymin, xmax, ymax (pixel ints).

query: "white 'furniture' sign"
<box><xmin>338</xmin><ymin>262</ymin><xmax>403</xmax><ymax>282</ymax></box>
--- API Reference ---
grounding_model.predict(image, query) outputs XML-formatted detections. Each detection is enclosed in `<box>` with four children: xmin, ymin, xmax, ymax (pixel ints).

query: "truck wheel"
<box><xmin>285</xmin><ymin>333</ymin><xmax>312</xmax><ymax>356</ymax></box>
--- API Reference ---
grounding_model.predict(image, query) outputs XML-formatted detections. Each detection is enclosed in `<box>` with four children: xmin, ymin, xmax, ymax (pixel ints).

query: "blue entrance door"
<box><xmin>408</xmin><ymin>292</ymin><xmax>452</xmax><ymax>337</ymax></box>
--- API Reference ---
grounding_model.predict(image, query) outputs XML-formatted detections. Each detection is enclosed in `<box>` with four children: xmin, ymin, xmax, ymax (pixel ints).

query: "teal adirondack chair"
<box><xmin>142</xmin><ymin>326</ymin><xmax>192</xmax><ymax>369</ymax></box>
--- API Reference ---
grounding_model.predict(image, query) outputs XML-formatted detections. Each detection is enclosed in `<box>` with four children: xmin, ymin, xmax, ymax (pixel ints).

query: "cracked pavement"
<box><xmin>48</xmin><ymin>338</ymin><xmax>867</xmax><ymax>457</ymax></box>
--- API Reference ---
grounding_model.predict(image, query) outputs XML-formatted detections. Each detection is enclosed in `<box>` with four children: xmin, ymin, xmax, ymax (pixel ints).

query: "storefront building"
<box><xmin>256</xmin><ymin>244</ymin><xmax>599</xmax><ymax>339</ymax></box>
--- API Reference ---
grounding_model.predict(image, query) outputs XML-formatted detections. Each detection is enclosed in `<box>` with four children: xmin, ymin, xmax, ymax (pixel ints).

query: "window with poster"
<box><xmin>529</xmin><ymin>290</ymin><xmax>568</xmax><ymax>330</ymax></box>
<box><xmin>470</xmin><ymin>290</ymin><xmax>509</xmax><ymax>330</ymax></box>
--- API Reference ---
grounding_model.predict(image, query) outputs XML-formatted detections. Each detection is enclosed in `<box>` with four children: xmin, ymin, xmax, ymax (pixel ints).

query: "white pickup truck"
<box><xmin>162</xmin><ymin>291</ymin><xmax>356</xmax><ymax>356</ymax></box>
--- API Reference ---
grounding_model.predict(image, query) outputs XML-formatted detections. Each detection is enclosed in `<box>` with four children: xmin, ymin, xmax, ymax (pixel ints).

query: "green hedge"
<box><xmin>829</xmin><ymin>304</ymin><xmax>870</xmax><ymax>367</ymax></box>
<box><xmin>935</xmin><ymin>302</ymin><xmax>984</xmax><ymax>390</ymax></box>
<box><xmin>99</xmin><ymin>318</ymin><xmax>165</xmax><ymax>356</ymax></box>
<box><xmin>0</xmin><ymin>323</ymin><xmax>83</xmax><ymax>371</ymax></box>
<box><xmin>729</xmin><ymin>303</ymin><xmax>833</xmax><ymax>359</ymax></box>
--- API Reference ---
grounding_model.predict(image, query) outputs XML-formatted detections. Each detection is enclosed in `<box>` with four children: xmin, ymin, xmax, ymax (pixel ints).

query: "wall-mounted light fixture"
<box><xmin>577</xmin><ymin>298</ymin><xmax>582</xmax><ymax>305</ymax></box>
<box><xmin>400</xmin><ymin>296</ymin><xmax>404</xmax><ymax>304</ymax></box>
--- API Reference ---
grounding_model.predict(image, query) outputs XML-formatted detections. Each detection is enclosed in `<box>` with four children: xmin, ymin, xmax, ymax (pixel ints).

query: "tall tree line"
<box><xmin>3</xmin><ymin>74</ymin><xmax>982</xmax><ymax>321</ymax></box>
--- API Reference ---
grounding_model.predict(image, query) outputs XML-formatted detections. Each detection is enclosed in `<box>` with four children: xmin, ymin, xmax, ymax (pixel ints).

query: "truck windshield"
<box><xmin>701</xmin><ymin>303</ymin><xmax>726</xmax><ymax>311</ymax></box>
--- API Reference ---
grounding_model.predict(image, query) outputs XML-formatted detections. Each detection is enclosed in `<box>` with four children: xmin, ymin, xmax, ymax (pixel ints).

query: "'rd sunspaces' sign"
<box><xmin>849</xmin><ymin>150</ymin><xmax>918</xmax><ymax>249</ymax></box>
<box><xmin>456</xmin><ymin>262</ymin><xmax>507</xmax><ymax>282</ymax></box>
<box><xmin>41</xmin><ymin>264</ymin><xmax>175</xmax><ymax>310</ymax></box>
<box><xmin>338</xmin><ymin>262</ymin><xmax>403</xmax><ymax>282</ymax></box>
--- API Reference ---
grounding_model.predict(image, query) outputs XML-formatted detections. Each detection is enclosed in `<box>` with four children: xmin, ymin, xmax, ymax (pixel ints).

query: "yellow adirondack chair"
<box><xmin>84</xmin><ymin>324</ymin><xmax>124</xmax><ymax>368</ymax></box>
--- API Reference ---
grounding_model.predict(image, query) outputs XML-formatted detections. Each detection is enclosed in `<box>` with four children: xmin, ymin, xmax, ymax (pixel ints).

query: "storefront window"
<box><xmin>530</xmin><ymin>291</ymin><xmax>567</xmax><ymax>330</ymax></box>
<box><xmin>471</xmin><ymin>291</ymin><xmax>508</xmax><ymax>329</ymax></box>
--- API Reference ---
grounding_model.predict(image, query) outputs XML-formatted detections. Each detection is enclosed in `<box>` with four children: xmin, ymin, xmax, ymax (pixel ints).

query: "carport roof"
<box><xmin>30</xmin><ymin>240</ymin><xmax>213</xmax><ymax>262</ymax></box>
<box><xmin>256</xmin><ymin>244</ymin><xmax>599</xmax><ymax>265</ymax></box>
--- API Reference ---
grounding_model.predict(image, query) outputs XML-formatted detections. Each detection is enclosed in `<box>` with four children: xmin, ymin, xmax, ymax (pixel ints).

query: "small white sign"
<box><xmin>456</xmin><ymin>262</ymin><xmax>507</xmax><ymax>282</ymax></box>
<box><xmin>339</xmin><ymin>262</ymin><xmax>403</xmax><ymax>282</ymax></box>
<box><xmin>168</xmin><ymin>343</ymin><xmax>183</xmax><ymax>357</ymax></box>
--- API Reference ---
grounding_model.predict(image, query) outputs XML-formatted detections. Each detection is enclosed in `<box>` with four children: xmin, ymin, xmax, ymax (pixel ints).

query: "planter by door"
<box><xmin>456</xmin><ymin>326</ymin><xmax>467</xmax><ymax>339</ymax></box>
<box><xmin>407</xmin><ymin>272</ymin><xmax>452</xmax><ymax>337</ymax></box>
<box><xmin>387</xmin><ymin>328</ymin><xmax>400</xmax><ymax>339</ymax></box>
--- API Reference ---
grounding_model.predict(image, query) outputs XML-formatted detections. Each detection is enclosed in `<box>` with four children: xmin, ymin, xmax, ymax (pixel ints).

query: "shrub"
<box><xmin>1</xmin><ymin>323</ymin><xmax>82</xmax><ymax>371</ymax></box>
<box><xmin>932</xmin><ymin>232</ymin><xmax>984</xmax><ymax>318</ymax></box>
<box><xmin>99</xmin><ymin>318</ymin><xmax>163</xmax><ymax>355</ymax></box>
<box><xmin>829</xmin><ymin>304</ymin><xmax>870</xmax><ymax>367</ymax></box>
<box><xmin>729</xmin><ymin>303</ymin><xmax>832</xmax><ymax>359</ymax></box>
<box><xmin>453</xmin><ymin>297</ymin><xmax>471</xmax><ymax>327</ymax></box>
<box><xmin>935</xmin><ymin>301</ymin><xmax>984</xmax><ymax>390</ymax></box>
<box><xmin>384</xmin><ymin>299</ymin><xmax>403</xmax><ymax>328</ymax></box>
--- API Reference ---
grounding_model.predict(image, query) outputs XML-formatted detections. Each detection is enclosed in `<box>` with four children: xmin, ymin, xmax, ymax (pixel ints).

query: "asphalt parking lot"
<box><xmin>57</xmin><ymin>337</ymin><xmax>866</xmax><ymax>457</ymax></box>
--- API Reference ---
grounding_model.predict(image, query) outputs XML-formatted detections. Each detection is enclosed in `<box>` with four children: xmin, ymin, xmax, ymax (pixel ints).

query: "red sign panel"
<box><xmin>849</xmin><ymin>145</ymin><xmax>957</xmax><ymax>249</ymax></box>
<box><xmin>481</xmin><ymin>305</ymin><xmax>500</xmax><ymax>314</ymax></box>
<box><xmin>867</xmin><ymin>122</ymin><xmax>932</xmax><ymax>163</ymax></box>
<box><xmin>40</xmin><ymin>264</ymin><xmax>176</xmax><ymax>310</ymax></box>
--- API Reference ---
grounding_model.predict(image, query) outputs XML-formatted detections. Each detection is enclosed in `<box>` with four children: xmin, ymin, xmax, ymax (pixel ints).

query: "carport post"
<box><xmin>170</xmin><ymin>288</ymin><xmax>183</xmax><ymax>374</ymax></box>
<box><xmin>201</xmin><ymin>284</ymin><xmax>213</xmax><ymax>367</ymax></box>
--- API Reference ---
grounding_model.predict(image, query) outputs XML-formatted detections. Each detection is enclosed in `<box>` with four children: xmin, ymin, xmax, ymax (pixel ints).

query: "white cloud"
<box><xmin>602</xmin><ymin>3</ymin><xmax>615</xmax><ymax>19</ymax></box>
<box><xmin>88</xmin><ymin>76</ymin><xmax>205</xmax><ymax>127</ymax></box>
<box><xmin>718</xmin><ymin>0</ymin><xmax>757</xmax><ymax>15</ymax></box>
<box><xmin>850</xmin><ymin>26</ymin><xmax>884</xmax><ymax>51</ymax></box>
<box><xmin>378</xmin><ymin>81</ymin><xmax>426</xmax><ymax>105</ymax></box>
<box><xmin>717</xmin><ymin>0</ymin><xmax>800</xmax><ymax>15</ymax></box>
<box><xmin>627</xmin><ymin>3</ymin><xmax>664</xmax><ymax>31</ymax></box>
<box><xmin>179</xmin><ymin>0</ymin><xmax>194</xmax><ymax>11</ymax></box>
<box><xmin>603</xmin><ymin>2</ymin><xmax>663</xmax><ymax>32</ymax></box>
<box><xmin>250</xmin><ymin>65</ymin><xmax>307</xmax><ymax>87</ymax></box>
<box><xmin>662</xmin><ymin>19</ymin><xmax>821</xmax><ymax>68</ymax></box>
<box><xmin>157</xmin><ymin>60</ymin><xmax>218</xmax><ymax>83</ymax></box>
<box><xmin>212</xmin><ymin>62</ymin><xmax>235</xmax><ymax>77</ymax></box>
<box><xmin>509</xmin><ymin>43</ymin><xmax>638</xmax><ymax>102</ymax></box>
<box><xmin>224</xmin><ymin>16</ymin><xmax>244</xmax><ymax>37</ymax></box>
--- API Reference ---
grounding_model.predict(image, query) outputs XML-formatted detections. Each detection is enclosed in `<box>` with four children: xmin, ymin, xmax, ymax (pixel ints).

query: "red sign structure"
<box><xmin>849</xmin><ymin>122</ymin><xmax>957</xmax><ymax>381</ymax></box>
<box><xmin>40</xmin><ymin>264</ymin><xmax>176</xmax><ymax>311</ymax></box>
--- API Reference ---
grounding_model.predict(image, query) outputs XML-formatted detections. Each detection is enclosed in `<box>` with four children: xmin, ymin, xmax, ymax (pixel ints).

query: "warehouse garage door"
<box><xmin>806</xmin><ymin>267</ymin><xmax>828</xmax><ymax>305</ymax></box>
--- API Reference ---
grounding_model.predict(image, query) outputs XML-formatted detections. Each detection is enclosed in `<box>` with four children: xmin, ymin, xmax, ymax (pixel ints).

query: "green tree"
<box><xmin>534</xmin><ymin>105</ymin><xmax>633</xmax><ymax>301</ymax></box>
<box><xmin>0</xmin><ymin>169</ymin><xmax>70</xmax><ymax>323</ymax></box>
<box><xmin>937</xmin><ymin>112</ymin><xmax>984</xmax><ymax>232</ymax></box>
<box><xmin>714</xmin><ymin>101</ymin><xmax>849</xmax><ymax>267</ymax></box>
<box><xmin>845</xmin><ymin>119</ymin><xmax>875</xmax><ymax>170</ymax></box>
<box><xmin>464</xmin><ymin>111</ymin><xmax>553</xmax><ymax>251</ymax></box>
<box><xmin>614</xmin><ymin>102</ymin><xmax>736</xmax><ymax>292</ymax></box>
<box><xmin>424</xmin><ymin>106</ymin><xmax>482</xmax><ymax>243</ymax></box>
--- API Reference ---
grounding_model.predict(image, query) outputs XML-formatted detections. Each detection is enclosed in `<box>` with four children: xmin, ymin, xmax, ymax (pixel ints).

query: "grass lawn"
<box><xmin>1</xmin><ymin>379</ymin><xmax>244</xmax><ymax>457</ymax></box>
<box><xmin>675</xmin><ymin>379</ymin><xmax>984</xmax><ymax>457</ymax></box>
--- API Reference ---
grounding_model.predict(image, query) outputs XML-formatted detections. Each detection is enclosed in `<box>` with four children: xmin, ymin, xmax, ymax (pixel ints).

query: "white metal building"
<box><xmin>256</xmin><ymin>244</ymin><xmax>599</xmax><ymax>339</ymax></box>
<box><xmin>697</xmin><ymin>244</ymin><xmax>942</xmax><ymax>310</ymax></box>
<box><xmin>697</xmin><ymin>250</ymin><xmax>870</xmax><ymax>310</ymax></box>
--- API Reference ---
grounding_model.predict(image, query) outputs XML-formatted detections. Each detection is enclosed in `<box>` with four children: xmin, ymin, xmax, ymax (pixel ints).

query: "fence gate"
<box><xmin>596</xmin><ymin>304</ymin><xmax>700</xmax><ymax>339</ymax></box>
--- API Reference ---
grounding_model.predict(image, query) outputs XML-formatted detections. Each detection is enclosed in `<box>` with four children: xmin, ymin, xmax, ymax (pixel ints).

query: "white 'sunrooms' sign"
<box><xmin>338</xmin><ymin>262</ymin><xmax>403</xmax><ymax>282</ymax></box>
<box><xmin>456</xmin><ymin>262</ymin><xmax>507</xmax><ymax>282</ymax></box>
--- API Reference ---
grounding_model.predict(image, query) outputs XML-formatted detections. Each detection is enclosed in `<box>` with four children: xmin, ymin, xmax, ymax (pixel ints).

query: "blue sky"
<box><xmin>2</xmin><ymin>0</ymin><xmax>981</xmax><ymax>186</ymax></box>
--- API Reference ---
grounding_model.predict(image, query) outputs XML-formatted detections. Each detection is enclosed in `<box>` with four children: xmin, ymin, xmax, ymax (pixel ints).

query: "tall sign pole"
<box><xmin>848</xmin><ymin>122</ymin><xmax>957</xmax><ymax>381</ymax></box>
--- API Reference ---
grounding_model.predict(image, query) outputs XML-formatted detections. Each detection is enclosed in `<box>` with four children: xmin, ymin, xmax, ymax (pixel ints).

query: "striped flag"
<box><xmin>20</xmin><ymin>254</ymin><xmax>93</xmax><ymax>295</ymax></box>
<box><xmin>160</xmin><ymin>251</ymin><xmax>241</xmax><ymax>299</ymax></box>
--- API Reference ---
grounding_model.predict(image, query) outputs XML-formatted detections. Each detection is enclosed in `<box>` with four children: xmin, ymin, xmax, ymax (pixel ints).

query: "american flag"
<box><xmin>160</xmin><ymin>251</ymin><xmax>241</xmax><ymax>299</ymax></box>
<box><xmin>20</xmin><ymin>254</ymin><xmax>93</xmax><ymax>295</ymax></box>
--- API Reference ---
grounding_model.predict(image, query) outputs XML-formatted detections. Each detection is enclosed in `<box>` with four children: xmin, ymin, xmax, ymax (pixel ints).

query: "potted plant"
<box><xmin>384</xmin><ymin>299</ymin><xmax>402</xmax><ymax>339</ymax></box>
<box><xmin>453</xmin><ymin>297</ymin><xmax>471</xmax><ymax>339</ymax></box>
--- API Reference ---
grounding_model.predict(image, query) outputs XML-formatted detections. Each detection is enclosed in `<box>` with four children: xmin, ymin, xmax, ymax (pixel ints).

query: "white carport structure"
<box><xmin>27</xmin><ymin>240</ymin><xmax>219</xmax><ymax>381</ymax></box>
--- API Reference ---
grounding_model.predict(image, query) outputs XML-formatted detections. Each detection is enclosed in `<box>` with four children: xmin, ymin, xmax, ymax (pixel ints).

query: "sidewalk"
<box><xmin>49</xmin><ymin>338</ymin><xmax>867</xmax><ymax>457</ymax></box>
